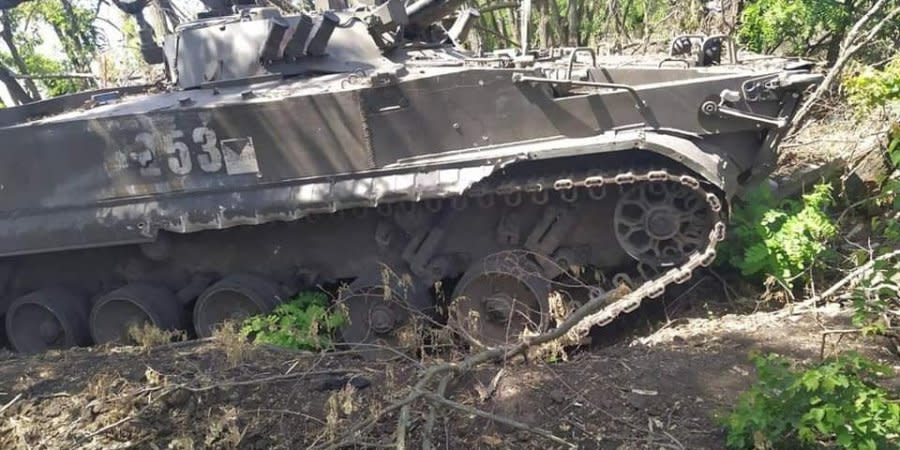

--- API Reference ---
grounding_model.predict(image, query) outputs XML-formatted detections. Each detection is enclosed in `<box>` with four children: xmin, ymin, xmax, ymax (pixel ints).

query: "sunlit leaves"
<box><xmin>722</xmin><ymin>183</ymin><xmax>837</xmax><ymax>289</ymax></box>
<box><xmin>724</xmin><ymin>353</ymin><xmax>899</xmax><ymax>449</ymax></box>
<box><xmin>240</xmin><ymin>291</ymin><xmax>347</xmax><ymax>351</ymax></box>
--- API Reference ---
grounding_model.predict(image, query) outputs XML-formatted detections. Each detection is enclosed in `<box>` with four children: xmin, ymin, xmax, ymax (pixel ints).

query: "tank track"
<box><xmin>2</xmin><ymin>160</ymin><xmax>726</xmax><ymax>353</ymax></box>
<box><xmin>451</xmin><ymin>167</ymin><xmax>725</xmax><ymax>331</ymax></box>
<box><xmin>338</xmin><ymin>164</ymin><xmax>726</xmax><ymax>352</ymax></box>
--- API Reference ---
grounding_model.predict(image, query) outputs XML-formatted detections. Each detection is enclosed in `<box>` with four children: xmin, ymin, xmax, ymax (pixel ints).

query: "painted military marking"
<box><xmin>220</xmin><ymin>137</ymin><xmax>260</xmax><ymax>175</ymax></box>
<box><xmin>123</xmin><ymin>127</ymin><xmax>258</xmax><ymax>177</ymax></box>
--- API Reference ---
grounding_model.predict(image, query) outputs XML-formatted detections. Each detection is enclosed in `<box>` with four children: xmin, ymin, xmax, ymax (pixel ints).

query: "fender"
<box><xmin>395</xmin><ymin>129</ymin><xmax>740</xmax><ymax>197</ymax></box>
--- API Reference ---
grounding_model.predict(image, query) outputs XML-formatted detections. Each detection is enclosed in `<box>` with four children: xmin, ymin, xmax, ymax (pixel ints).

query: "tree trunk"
<box><xmin>567</xmin><ymin>0</ymin><xmax>579</xmax><ymax>46</ymax></box>
<box><xmin>57</xmin><ymin>0</ymin><xmax>96</xmax><ymax>88</ymax></box>
<box><xmin>548</xmin><ymin>0</ymin><xmax>564</xmax><ymax>45</ymax></box>
<box><xmin>826</xmin><ymin>0</ymin><xmax>857</xmax><ymax>66</ymax></box>
<box><xmin>537</xmin><ymin>0</ymin><xmax>549</xmax><ymax>47</ymax></box>
<box><xmin>0</xmin><ymin>62</ymin><xmax>33</xmax><ymax>105</ymax></box>
<box><xmin>0</xmin><ymin>13</ymin><xmax>41</xmax><ymax>101</ymax></box>
<box><xmin>58</xmin><ymin>0</ymin><xmax>88</xmax><ymax>69</ymax></box>
<box><xmin>0</xmin><ymin>12</ymin><xmax>40</xmax><ymax>100</ymax></box>
<box><xmin>642</xmin><ymin>0</ymin><xmax>651</xmax><ymax>52</ymax></box>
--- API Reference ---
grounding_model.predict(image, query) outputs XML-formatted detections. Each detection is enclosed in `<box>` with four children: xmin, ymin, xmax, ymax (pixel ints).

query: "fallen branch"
<box><xmin>788</xmin><ymin>249</ymin><xmax>900</xmax><ymax>314</ymax></box>
<box><xmin>85</xmin><ymin>409</ymin><xmax>141</xmax><ymax>438</ymax></box>
<box><xmin>318</xmin><ymin>284</ymin><xmax>631</xmax><ymax>449</ymax></box>
<box><xmin>819</xmin><ymin>326</ymin><xmax>900</xmax><ymax>359</ymax></box>
<box><xmin>180</xmin><ymin>369</ymin><xmax>359</xmax><ymax>393</ymax></box>
<box><xmin>0</xmin><ymin>393</ymin><xmax>22</xmax><ymax>415</ymax></box>
<box><xmin>12</xmin><ymin>72</ymin><xmax>97</xmax><ymax>80</ymax></box>
<box><xmin>420</xmin><ymin>391</ymin><xmax>576</xmax><ymax>448</ymax></box>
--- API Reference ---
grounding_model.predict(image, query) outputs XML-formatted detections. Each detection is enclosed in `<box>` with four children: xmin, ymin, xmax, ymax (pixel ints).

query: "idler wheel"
<box><xmin>338</xmin><ymin>269</ymin><xmax>432</xmax><ymax>360</ymax></box>
<box><xmin>5</xmin><ymin>288</ymin><xmax>91</xmax><ymax>353</ymax></box>
<box><xmin>193</xmin><ymin>274</ymin><xmax>283</xmax><ymax>338</ymax></box>
<box><xmin>450</xmin><ymin>253</ymin><xmax>550</xmax><ymax>347</ymax></box>
<box><xmin>614</xmin><ymin>181</ymin><xmax>713</xmax><ymax>267</ymax></box>
<box><xmin>90</xmin><ymin>284</ymin><xmax>185</xmax><ymax>345</ymax></box>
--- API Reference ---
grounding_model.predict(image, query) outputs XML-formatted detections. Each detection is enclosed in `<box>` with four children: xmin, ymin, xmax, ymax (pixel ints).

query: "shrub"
<box><xmin>240</xmin><ymin>291</ymin><xmax>346</xmax><ymax>351</ymax></box>
<box><xmin>844</xmin><ymin>59</ymin><xmax>900</xmax><ymax>112</ymax></box>
<box><xmin>723</xmin><ymin>183</ymin><xmax>837</xmax><ymax>289</ymax></box>
<box><xmin>849</xmin><ymin>254</ymin><xmax>900</xmax><ymax>334</ymax></box>
<box><xmin>852</xmin><ymin>125</ymin><xmax>900</xmax><ymax>333</ymax></box>
<box><xmin>737</xmin><ymin>0</ymin><xmax>849</xmax><ymax>54</ymax></box>
<box><xmin>724</xmin><ymin>353</ymin><xmax>900</xmax><ymax>450</ymax></box>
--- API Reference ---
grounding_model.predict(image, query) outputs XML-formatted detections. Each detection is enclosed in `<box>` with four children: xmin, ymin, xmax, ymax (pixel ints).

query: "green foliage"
<box><xmin>845</xmin><ymin>59</ymin><xmax>900</xmax><ymax>112</ymax></box>
<box><xmin>852</xmin><ymin>125</ymin><xmax>900</xmax><ymax>334</ymax></box>
<box><xmin>240</xmin><ymin>292</ymin><xmax>346</xmax><ymax>351</ymax></box>
<box><xmin>724</xmin><ymin>183</ymin><xmax>837</xmax><ymax>288</ymax></box>
<box><xmin>0</xmin><ymin>0</ymin><xmax>98</xmax><ymax>98</ymax></box>
<box><xmin>724</xmin><ymin>353</ymin><xmax>900</xmax><ymax>450</ymax></box>
<box><xmin>738</xmin><ymin>0</ymin><xmax>849</xmax><ymax>54</ymax></box>
<box><xmin>884</xmin><ymin>123</ymin><xmax>900</xmax><ymax>209</ymax></box>
<box><xmin>19</xmin><ymin>0</ymin><xmax>98</xmax><ymax>70</ymax></box>
<box><xmin>850</xmin><ymin>254</ymin><xmax>900</xmax><ymax>334</ymax></box>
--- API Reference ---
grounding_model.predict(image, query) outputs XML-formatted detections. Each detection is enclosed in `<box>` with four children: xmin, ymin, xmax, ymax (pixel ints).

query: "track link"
<box><xmin>3</xmin><ymin>162</ymin><xmax>725</xmax><ymax>354</ymax></box>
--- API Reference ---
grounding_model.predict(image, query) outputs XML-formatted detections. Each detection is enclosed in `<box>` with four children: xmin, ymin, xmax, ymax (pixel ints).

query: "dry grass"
<box><xmin>324</xmin><ymin>384</ymin><xmax>357</xmax><ymax>440</ymax></box>
<box><xmin>211</xmin><ymin>322</ymin><xmax>251</xmax><ymax>368</ymax></box>
<box><xmin>127</xmin><ymin>322</ymin><xmax>186</xmax><ymax>350</ymax></box>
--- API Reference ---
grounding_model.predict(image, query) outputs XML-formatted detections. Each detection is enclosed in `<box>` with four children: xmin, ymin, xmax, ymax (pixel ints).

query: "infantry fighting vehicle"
<box><xmin>0</xmin><ymin>0</ymin><xmax>820</xmax><ymax>353</ymax></box>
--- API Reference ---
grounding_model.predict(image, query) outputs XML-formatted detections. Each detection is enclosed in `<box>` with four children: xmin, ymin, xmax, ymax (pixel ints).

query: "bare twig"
<box><xmin>247</xmin><ymin>408</ymin><xmax>326</xmax><ymax>425</ymax></box>
<box><xmin>819</xmin><ymin>328</ymin><xmax>864</xmax><ymax>359</ymax></box>
<box><xmin>421</xmin><ymin>374</ymin><xmax>451</xmax><ymax>450</ymax></box>
<box><xmin>420</xmin><ymin>392</ymin><xmax>575</xmax><ymax>448</ymax></box>
<box><xmin>820</xmin><ymin>326</ymin><xmax>900</xmax><ymax>359</ymax></box>
<box><xmin>180</xmin><ymin>369</ymin><xmax>358</xmax><ymax>393</ymax></box>
<box><xmin>791</xmin><ymin>249</ymin><xmax>900</xmax><ymax>313</ymax></box>
<box><xmin>320</xmin><ymin>285</ymin><xmax>631</xmax><ymax>449</ymax></box>
<box><xmin>791</xmin><ymin>0</ymin><xmax>900</xmax><ymax>132</ymax></box>
<box><xmin>13</xmin><ymin>72</ymin><xmax>97</xmax><ymax>80</ymax></box>
<box><xmin>0</xmin><ymin>393</ymin><xmax>22</xmax><ymax>415</ymax></box>
<box><xmin>85</xmin><ymin>411</ymin><xmax>139</xmax><ymax>437</ymax></box>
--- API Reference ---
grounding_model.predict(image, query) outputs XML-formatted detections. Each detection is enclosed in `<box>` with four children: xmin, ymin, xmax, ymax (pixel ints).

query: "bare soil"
<box><xmin>1</xmin><ymin>289</ymin><xmax>896</xmax><ymax>450</ymax></box>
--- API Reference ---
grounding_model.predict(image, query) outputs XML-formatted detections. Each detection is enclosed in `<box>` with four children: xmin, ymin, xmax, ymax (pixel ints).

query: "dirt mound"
<box><xmin>0</xmin><ymin>304</ymin><xmax>895</xmax><ymax>450</ymax></box>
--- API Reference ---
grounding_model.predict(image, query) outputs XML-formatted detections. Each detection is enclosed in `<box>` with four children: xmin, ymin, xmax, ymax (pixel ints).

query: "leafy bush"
<box><xmin>724</xmin><ymin>353</ymin><xmax>900</xmax><ymax>450</ymax></box>
<box><xmin>737</xmin><ymin>0</ymin><xmax>849</xmax><ymax>54</ymax></box>
<box><xmin>850</xmin><ymin>254</ymin><xmax>900</xmax><ymax>334</ymax></box>
<box><xmin>883</xmin><ymin>124</ymin><xmax>900</xmax><ymax>211</ymax></box>
<box><xmin>852</xmin><ymin>124</ymin><xmax>900</xmax><ymax>334</ymax></box>
<box><xmin>724</xmin><ymin>183</ymin><xmax>837</xmax><ymax>288</ymax></box>
<box><xmin>241</xmin><ymin>291</ymin><xmax>346</xmax><ymax>351</ymax></box>
<box><xmin>844</xmin><ymin>59</ymin><xmax>900</xmax><ymax>112</ymax></box>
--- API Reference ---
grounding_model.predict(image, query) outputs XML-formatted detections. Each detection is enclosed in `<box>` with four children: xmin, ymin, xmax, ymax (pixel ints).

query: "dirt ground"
<box><xmin>1</xmin><ymin>283</ymin><xmax>896</xmax><ymax>450</ymax></box>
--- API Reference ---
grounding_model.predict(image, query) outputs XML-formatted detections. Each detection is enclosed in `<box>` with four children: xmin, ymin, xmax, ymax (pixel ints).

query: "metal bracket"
<box><xmin>512</xmin><ymin>73</ymin><xmax>647</xmax><ymax>107</ymax></box>
<box><xmin>702</xmin><ymin>100</ymin><xmax>787</xmax><ymax>129</ymax></box>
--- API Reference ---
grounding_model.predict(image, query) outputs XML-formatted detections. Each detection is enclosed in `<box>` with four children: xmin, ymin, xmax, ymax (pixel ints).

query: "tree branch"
<box><xmin>420</xmin><ymin>391</ymin><xmax>575</xmax><ymax>448</ymax></box>
<box><xmin>790</xmin><ymin>0</ymin><xmax>900</xmax><ymax>132</ymax></box>
<box><xmin>12</xmin><ymin>72</ymin><xmax>97</xmax><ymax>80</ymax></box>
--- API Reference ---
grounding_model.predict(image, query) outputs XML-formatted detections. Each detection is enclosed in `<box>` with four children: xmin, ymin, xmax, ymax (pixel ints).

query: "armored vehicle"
<box><xmin>0</xmin><ymin>0</ymin><xmax>820</xmax><ymax>353</ymax></box>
